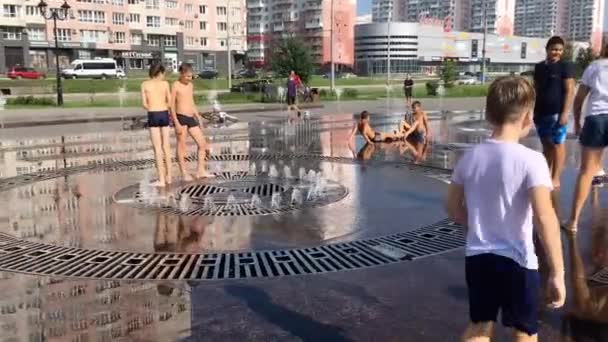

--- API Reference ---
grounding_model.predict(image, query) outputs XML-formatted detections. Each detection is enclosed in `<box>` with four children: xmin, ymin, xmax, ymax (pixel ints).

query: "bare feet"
<box><xmin>196</xmin><ymin>172</ymin><xmax>215</xmax><ymax>179</ymax></box>
<box><xmin>182</xmin><ymin>174</ymin><xmax>194</xmax><ymax>182</ymax></box>
<box><xmin>151</xmin><ymin>180</ymin><xmax>165</xmax><ymax>188</ymax></box>
<box><xmin>562</xmin><ymin>221</ymin><xmax>578</xmax><ymax>234</ymax></box>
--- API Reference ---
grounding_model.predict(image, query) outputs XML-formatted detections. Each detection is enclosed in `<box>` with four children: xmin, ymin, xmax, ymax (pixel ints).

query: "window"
<box><xmin>3</xmin><ymin>5</ymin><xmax>20</xmax><ymax>17</ymax></box>
<box><xmin>216</xmin><ymin>6</ymin><xmax>226</xmax><ymax>15</ymax></box>
<box><xmin>146</xmin><ymin>16</ymin><xmax>160</xmax><ymax>27</ymax></box>
<box><xmin>145</xmin><ymin>0</ymin><xmax>159</xmax><ymax>9</ymax></box>
<box><xmin>164</xmin><ymin>36</ymin><xmax>176</xmax><ymax>46</ymax></box>
<box><xmin>112</xmin><ymin>0</ymin><xmax>124</xmax><ymax>5</ymax></box>
<box><xmin>56</xmin><ymin>28</ymin><xmax>71</xmax><ymax>41</ymax></box>
<box><xmin>165</xmin><ymin>17</ymin><xmax>178</xmax><ymax>26</ymax></box>
<box><xmin>128</xmin><ymin>0</ymin><xmax>137</xmax><ymax>4</ymax></box>
<box><xmin>131</xmin><ymin>32</ymin><xmax>142</xmax><ymax>45</ymax></box>
<box><xmin>25</xmin><ymin>6</ymin><xmax>39</xmax><ymax>16</ymax></box>
<box><xmin>113</xmin><ymin>32</ymin><xmax>125</xmax><ymax>44</ymax></box>
<box><xmin>80</xmin><ymin>30</ymin><xmax>108</xmax><ymax>43</ymax></box>
<box><xmin>146</xmin><ymin>34</ymin><xmax>160</xmax><ymax>46</ymax></box>
<box><xmin>164</xmin><ymin>0</ymin><xmax>177</xmax><ymax>9</ymax></box>
<box><xmin>200</xmin><ymin>37</ymin><xmax>207</xmax><ymax>46</ymax></box>
<box><xmin>185</xmin><ymin>4</ymin><xmax>193</xmax><ymax>13</ymax></box>
<box><xmin>129</xmin><ymin>13</ymin><xmax>140</xmax><ymax>23</ymax></box>
<box><xmin>77</xmin><ymin>0</ymin><xmax>104</xmax><ymax>3</ymax></box>
<box><xmin>217</xmin><ymin>22</ymin><xmax>227</xmax><ymax>31</ymax></box>
<box><xmin>185</xmin><ymin>36</ymin><xmax>195</xmax><ymax>46</ymax></box>
<box><xmin>79</xmin><ymin>10</ymin><xmax>105</xmax><ymax>23</ymax></box>
<box><xmin>219</xmin><ymin>39</ymin><xmax>226</xmax><ymax>47</ymax></box>
<box><xmin>27</xmin><ymin>28</ymin><xmax>45</xmax><ymax>41</ymax></box>
<box><xmin>200</xmin><ymin>21</ymin><xmax>207</xmax><ymax>30</ymax></box>
<box><xmin>185</xmin><ymin>20</ymin><xmax>193</xmax><ymax>29</ymax></box>
<box><xmin>2</xmin><ymin>27</ymin><xmax>21</xmax><ymax>40</ymax></box>
<box><xmin>112</xmin><ymin>13</ymin><xmax>125</xmax><ymax>25</ymax></box>
<box><xmin>199</xmin><ymin>5</ymin><xmax>206</xmax><ymax>14</ymax></box>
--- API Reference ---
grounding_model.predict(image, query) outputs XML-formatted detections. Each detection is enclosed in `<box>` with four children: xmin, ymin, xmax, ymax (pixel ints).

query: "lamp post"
<box><xmin>481</xmin><ymin>0</ymin><xmax>488</xmax><ymax>85</ymax></box>
<box><xmin>37</xmin><ymin>0</ymin><xmax>71</xmax><ymax>106</ymax></box>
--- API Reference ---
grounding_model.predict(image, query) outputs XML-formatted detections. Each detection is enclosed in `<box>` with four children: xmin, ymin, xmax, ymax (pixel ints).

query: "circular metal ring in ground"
<box><xmin>113</xmin><ymin>172</ymin><xmax>349</xmax><ymax>217</ymax></box>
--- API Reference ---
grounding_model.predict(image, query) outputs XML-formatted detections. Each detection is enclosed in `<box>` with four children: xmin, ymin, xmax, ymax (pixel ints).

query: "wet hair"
<box><xmin>360</xmin><ymin>110</ymin><xmax>370</xmax><ymax>120</ymax></box>
<box><xmin>412</xmin><ymin>101</ymin><xmax>421</xmax><ymax>107</ymax></box>
<box><xmin>546</xmin><ymin>36</ymin><xmax>565</xmax><ymax>49</ymax></box>
<box><xmin>149</xmin><ymin>62</ymin><xmax>165</xmax><ymax>78</ymax></box>
<box><xmin>485</xmin><ymin>76</ymin><xmax>535</xmax><ymax>126</ymax></box>
<box><xmin>178</xmin><ymin>63</ymin><xmax>193</xmax><ymax>74</ymax></box>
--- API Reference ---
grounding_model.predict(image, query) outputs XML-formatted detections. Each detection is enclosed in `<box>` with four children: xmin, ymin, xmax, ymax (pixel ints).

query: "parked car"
<box><xmin>8</xmin><ymin>66</ymin><xmax>46</xmax><ymax>80</ymax></box>
<box><xmin>198</xmin><ymin>68</ymin><xmax>219</xmax><ymax>79</ymax></box>
<box><xmin>342</xmin><ymin>72</ymin><xmax>357</xmax><ymax>78</ymax></box>
<box><xmin>233</xmin><ymin>69</ymin><xmax>257</xmax><ymax>79</ymax></box>
<box><xmin>457</xmin><ymin>76</ymin><xmax>478</xmax><ymax>85</ymax></box>
<box><xmin>231</xmin><ymin>79</ymin><xmax>273</xmax><ymax>93</ymax></box>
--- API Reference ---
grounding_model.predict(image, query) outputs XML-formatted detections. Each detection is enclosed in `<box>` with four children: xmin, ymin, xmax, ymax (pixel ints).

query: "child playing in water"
<box><xmin>348</xmin><ymin>111</ymin><xmax>402</xmax><ymax>144</ymax></box>
<box><xmin>141</xmin><ymin>63</ymin><xmax>172</xmax><ymax>187</ymax></box>
<box><xmin>403</xmin><ymin>101</ymin><xmax>431</xmax><ymax>142</ymax></box>
<box><xmin>170</xmin><ymin>63</ymin><xmax>214</xmax><ymax>180</ymax></box>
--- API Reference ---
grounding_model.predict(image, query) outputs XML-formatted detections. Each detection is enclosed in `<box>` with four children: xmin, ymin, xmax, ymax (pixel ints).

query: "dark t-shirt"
<box><xmin>404</xmin><ymin>79</ymin><xmax>414</xmax><ymax>88</ymax></box>
<box><xmin>533</xmin><ymin>60</ymin><xmax>575</xmax><ymax>118</ymax></box>
<box><xmin>286</xmin><ymin>79</ymin><xmax>297</xmax><ymax>97</ymax></box>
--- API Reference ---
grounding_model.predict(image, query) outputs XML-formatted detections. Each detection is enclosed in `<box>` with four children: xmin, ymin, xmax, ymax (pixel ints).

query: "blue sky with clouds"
<box><xmin>359</xmin><ymin>0</ymin><xmax>608</xmax><ymax>31</ymax></box>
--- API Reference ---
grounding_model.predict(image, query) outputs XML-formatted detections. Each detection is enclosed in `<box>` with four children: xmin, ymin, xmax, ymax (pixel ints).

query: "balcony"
<box><xmin>305</xmin><ymin>21</ymin><xmax>323</xmax><ymax>29</ymax></box>
<box><xmin>305</xmin><ymin>1</ymin><xmax>322</xmax><ymax>11</ymax></box>
<box><xmin>273</xmin><ymin>23</ymin><xmax>284</xmax><ymax>32</ymax></box>
<box><xmin>247</xmin><ymin>0</ymin><xmax>265</xmax><ymax>9</ymax></box>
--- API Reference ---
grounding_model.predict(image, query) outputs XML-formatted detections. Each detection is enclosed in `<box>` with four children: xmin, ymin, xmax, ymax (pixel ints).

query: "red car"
<box><xmin>7</xmin><ymin>66</ymin><xmax>46</xmax><ymax>80</ymax></box>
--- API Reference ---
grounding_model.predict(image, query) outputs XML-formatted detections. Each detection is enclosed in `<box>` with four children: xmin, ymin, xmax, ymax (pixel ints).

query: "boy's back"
<box><xmin>453</xmin><ymin>139</ymin><xmax>552</xmax><ymax>269</ymax></box>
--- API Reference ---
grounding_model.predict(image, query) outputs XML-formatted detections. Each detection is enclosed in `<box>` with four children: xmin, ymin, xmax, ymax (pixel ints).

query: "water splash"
<box><xmin>168</xmin><ymin>195</ymin><xmax>178</xmax><ymax>208</ymax></box>
<box><xmin>261</xmin><ymin>160</ymin><xmax>268</xmax><ymax>174</ymax></box>
<box><xmin>226</xmin><ymin>194</ymin><xmax>238</xmax><ymax>212</ymax></box>
<box><xmin>249</xmin><ymin>162</ymin><xmax>257</xmax><ymax>175</ymax></box>
<box><xmin>250</xmin><ymin>194</ymin><xmax>262</xmax><ymax>208</ymax></box>
<box><xmin>298</xmin><ymin>167</ymin><xmax>306</xmax><ymax>180</ymax></box>
<box><xmin>269</xmin><ymin>164</ymin><xmax>279</xmax><ymax>178</ymax></box>
<box><xmin>335</xmin><ymin>87</ymin><xmax>343</xmax><ymax>102</ymax></box>
<box><xmin>270</xmin><ymin>193</ymin><xmax>282</xmax><ymax>209</ymax></box>
<box><xmin>306</xmin><ymin>170</ymin><xmax>316</xmax><ymax>182</ymax></box>
<box><xmin>179</xmin><ymin>194</ymin><xmax>191</xmax><ymax>212</ymax></box>
<box><xmin>283</xmin><ymin>165</ymin><xmax>292</xmax><ymax>179</ymax></box>
<box><xmin>290</xmin><ymin>188</ymin><xmax>303</xmax><ymax>205</ymax></box>
<box><xmin>207</xmin><ymin>90</ymin><xmax>218</xmax><ymax>104</ymax></box>
<box><xmin>202</xmin><ymin>196</ymin><xmax>215</xmax><ymax>211</ymax></box>
<box><xmin>306</xmin><ymin>185</ymin><xmax>318</xmax><ymax>201</ymax></box>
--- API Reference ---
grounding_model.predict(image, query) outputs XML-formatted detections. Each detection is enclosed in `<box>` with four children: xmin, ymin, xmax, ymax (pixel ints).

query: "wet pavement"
<box><xmin>0</xmin><ymin>111</ymin><xmax>607</xmax><ymax>341</ymax></box>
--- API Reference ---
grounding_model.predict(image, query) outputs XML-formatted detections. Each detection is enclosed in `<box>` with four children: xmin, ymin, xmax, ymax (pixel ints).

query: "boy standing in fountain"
<box><xmin>170</xmin><ymin>63</ymin><xmax>214</xmax><ymax>180</ymax></box>
<box><xmin>402</xmin><ymin>101</ymin><xmax>431</xmax><ymax>142</ymax></box>
<box><xmin>446</xmin><ymin>77</ymin><xmax>565</xmax><ymax>342</ymax></box>
<box><xmin>141</xmin><ymin>62</ymin><xmax>172</xmax><ymax>187</ymax></box>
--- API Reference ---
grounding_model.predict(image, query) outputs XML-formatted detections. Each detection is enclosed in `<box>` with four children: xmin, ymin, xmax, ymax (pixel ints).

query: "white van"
<box><xmin>62</xmin><ymin>58</ymin><xmax>125</xmax><ymax>79</ymax></box>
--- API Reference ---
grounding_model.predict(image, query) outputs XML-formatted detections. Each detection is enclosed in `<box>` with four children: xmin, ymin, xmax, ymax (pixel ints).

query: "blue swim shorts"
<box><xmin>534</xmin><ymin>114</ymin><xmax>568</xmax><ymax>144</ymax></box>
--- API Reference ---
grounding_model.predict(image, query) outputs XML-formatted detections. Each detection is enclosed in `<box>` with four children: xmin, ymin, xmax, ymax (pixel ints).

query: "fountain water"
<box><xmin>250</xmin><ymin>194</ymin><xmax>262</xmax><ymax>208</ymax></box>
<box><xmin>306</xmin><ymin>185</ymin><xmax>318</xmax><ymax>201</ymax></box>
<box><xmin>269</xmin><ymin>164</ymin><xmax>279</xmax><ymax>178</ymax></box>
<box><xmin>202</xmin><ymin>196</ymin><xmax>216</xmax><ymax>211</ymax></box>
<box><xmin>290</xmin><ymin>188</ymin><xmax>303</xmax><ymax>205</ymax></box>
<box><xmin>179</xmin><ymin>194</ymin><xmax>191</xmax><ymax>212</ymax></box>
<box><xmin>298</xmin><ymin>167</ymin><xmax>306</xmax><ymax>180</ymax></box>
<box><xmin>270</xmin><ymin>193</ymin><xmax>282</xmax><ymax>209</ymax></box>
<box><xmin>226</xmin><ymin>194</ymin><xmax>238</xmax><ymax>212</ymax></box>
<box><xmin>283</xmin><ymin>165</ymin><xmax>292</xmax><ymax>179</ymax></box>
<box><xmin>437</xmin><ymin>84</ymin><xmax>446</xmax><ymax>116</ymax></box>
<box><xmin>118</xmin><ymin>84</ymin><xmax>126</xmax><ymax>108</ymax></box>
<box><xmin>306</xmin><ymin>170</ymin><xmax>316</xmax><ymax>182</ymax></box>
<box><xmin>249</xmin><ymin>162</ymin><xmax>257</xmax><ymax>175</ymax></box>
<box><xmin>335</xmin><ymin>87</ymin><xmax>343</xmax><ymax>110</ymax></box>
<box><xmin>261</xmin><ymin>160</ymin><xmax>268</xmax><ymax>174</ymax></box>
<box><xmin>168</xmin><ymin>195</ymin><xmax>178</xmax><ymax>208</ymax></box>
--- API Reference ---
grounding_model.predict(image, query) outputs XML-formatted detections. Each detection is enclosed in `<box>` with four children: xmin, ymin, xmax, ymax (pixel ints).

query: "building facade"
<box><xmin>568</xmin><ymin>0</ymin><xmax>604</xmax><ymax>52</ymax></box>
<box><xmin>0</xmin><ymin>0</ymin><xmax>247</xmax><ymax>74</ymax></box>
<box><xmin>246</xmin><ymin>0</ymin><xmax>355</xmax><ymax>68</ymax></box>
<box><xmin>514</xmin><ymin>0</ymin><xmax>566</xmax><ymax>38</ymax></box>
<box><xmin>355</xmin><ymin>22</ymin><xmax>547</xmax><ymax>76</ymax></box>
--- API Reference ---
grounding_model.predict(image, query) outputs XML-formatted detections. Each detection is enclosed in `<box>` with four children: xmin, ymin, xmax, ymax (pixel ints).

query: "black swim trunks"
<box><xmin>287</xmin><ymin>95</ymin><xmax>296</xmax><ymax>106</ymax></box>
<box><xmin>148</xmin><ymin>110</ymin><xmax>170</xmax><ymax>127</ymax></box>
<box><xmin>176</xmin><ymin>114</ymin><xmax>199</xmax><ymax>128</ymax></box>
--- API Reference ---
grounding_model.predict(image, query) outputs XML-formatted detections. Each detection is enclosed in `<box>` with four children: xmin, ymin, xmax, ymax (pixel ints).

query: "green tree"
<box><xmin>575</xmin><ymin>46</ymin><xmax>596</xmax><ymax>76</ymax></box>
<box><xmin>563</xmin><ymin>41</ymin><xmax>575</xmax><ymax>62</ymax></box>
<box><xmin>440</xmin><ymin>60</ymin><xmax>457</xmax><ymax>87</ymax></box>
<box><xmin>270</xmin><ymin>36</ymin><xmax>314</xmax><ymax>83</ymax></box>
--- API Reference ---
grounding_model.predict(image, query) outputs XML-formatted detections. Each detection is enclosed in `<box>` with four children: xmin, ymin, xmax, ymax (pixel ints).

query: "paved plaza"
<box><xmin>0</xmin><ymin>105</ymin><xmax>606</xmax><ymax>341</ymax></box>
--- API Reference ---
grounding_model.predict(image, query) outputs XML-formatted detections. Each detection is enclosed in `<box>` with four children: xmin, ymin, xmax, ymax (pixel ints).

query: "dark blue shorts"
<box><xmin>466</xmin><ymin>253</ymin><xmax>540</xmax><ymax>336</ymax></box>
<box><xmin>580</xmin><ymin>114</ymin><xmax>608</xmax><ymax>148</ymax></box>
<box><xmin>410</xmin><ymin>131</ymin><xmax>426</xmax><ymax>143</ymax></box>
<box><xmin>177</xmin><ymin>114</ymin><xmax>199</xmax><ymax>128</ymax></box>
<box><xmin>534</xmin><ymin>114</ymin><xmax>568</xmax><ymax>144</ymax></box>
<box><xmin>148</xmin><ymin>110</ymin><xmax>170</xmax><ymax>128</ymax></box>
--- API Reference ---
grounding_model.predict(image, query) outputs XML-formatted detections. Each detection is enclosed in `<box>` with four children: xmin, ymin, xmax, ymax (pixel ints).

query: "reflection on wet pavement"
<box><xmin>0</xmin><ymin>112</ymin><xmax>606</xmax><ymax>340</ymax></box>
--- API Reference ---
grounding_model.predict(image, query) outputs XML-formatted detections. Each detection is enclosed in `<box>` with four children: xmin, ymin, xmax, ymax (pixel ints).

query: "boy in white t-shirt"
<box><xmin>446</xmin><ymin>77</ymin><xmax>566</xmax><ymax>341</ymax></box>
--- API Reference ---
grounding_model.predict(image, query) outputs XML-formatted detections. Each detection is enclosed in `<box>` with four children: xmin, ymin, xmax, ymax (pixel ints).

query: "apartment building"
<box><xmin>246</xmin><ymin>0</ymin><xmax>355</xmax><ymax>69</ymax></box>
<box><xmin>514</xmin><ymin>0</ymin><xmax>566</xmax><ymax>38</ymax></box>
<box><xmin>568</xmin><ymin>0</ymin><xmax>604</xmax><ymax>52</ymax></box>
<box><xmin>0</xmin><ymin>0</ymin><xmax>247</xmax><ymax>74</ymax></box>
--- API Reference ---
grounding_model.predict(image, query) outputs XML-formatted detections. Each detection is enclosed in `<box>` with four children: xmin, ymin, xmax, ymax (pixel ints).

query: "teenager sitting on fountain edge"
<box><xmin>348</xmin><ymin>111</ymin><xmax>404</xmax><ymax>145</ymax></box>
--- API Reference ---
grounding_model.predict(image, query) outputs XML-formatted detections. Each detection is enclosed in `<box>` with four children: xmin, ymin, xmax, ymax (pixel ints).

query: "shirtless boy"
<box><xmin>170</xmin><ymin>63</ymin><xmax>214</xmax><ymax>180</ymax></box>
<box><xmin>141</xmin><ymin>63</ymin><xmax>172</xmax><ymax>187</ymax></box>
<box><xmin>348</xmin><ymin>111</ymin><xmax>402</xmax><ymax>144</ymax></box>
<box><xmin>403</xmin><ymin>101</ymin><xmax>431</xmax><ymax>142</ymax></box>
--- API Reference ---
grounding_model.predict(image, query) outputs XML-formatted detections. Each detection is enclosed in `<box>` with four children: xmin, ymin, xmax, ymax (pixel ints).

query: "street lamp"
<box><xmin>37</xmin><ymin>0</ymin><xmax>71</xmax><ymax>106</ymax></box>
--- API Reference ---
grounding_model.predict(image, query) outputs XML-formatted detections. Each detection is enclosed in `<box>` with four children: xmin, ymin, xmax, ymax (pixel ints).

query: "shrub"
<box><xmin>319</xmin><ymin>89</ymin><xmax>329</xmax><ymax>97</ymax></box>
<box><xmin>425</xmin><ymin>82</ymin><xmax>439</xmax><ymax>96</ymax></box>
<box><xmin>7</xmin><ymin>96</ymin><xmax>55</xmax><ymax>106</ymax></box>
<box><xmin>342</xmin><ymin>88</ymin><xmax>358</xmax><ymax>98</ymax></box>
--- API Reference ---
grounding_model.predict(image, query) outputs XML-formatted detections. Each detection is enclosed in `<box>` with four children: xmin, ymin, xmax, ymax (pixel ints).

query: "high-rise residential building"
<box><xmin>514</xmin><ymin>0</ymin><xmax>568</xmax><ymax>38</ymax></box>
<box><xmin>568</xmin><ymin>0</ymin><xmax>604</xmax><ymax>51</ymax></box>
<box><xmin>465</xmin><ymin>0</ymin><xmax>515</xmax><ymax>35</ymax></box>
<box><xmin>246</xmin><ymin>0</ymin><xmax>355</xmax><ymax>68</ymax></box>
<box><xmin>372</xmin><ymin>0</ymin><xmax>396</xmax><ymax>22</ymax></box>
<box><xmin>0</xmin><ymin>0</ymin><xmax>248</xmax><ymax>74</ymax></box>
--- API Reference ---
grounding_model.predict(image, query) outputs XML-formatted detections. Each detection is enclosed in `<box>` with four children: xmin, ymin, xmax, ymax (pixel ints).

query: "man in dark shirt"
<box><xmin>404</xmin><ymin>74</ymin><xmax>414</xmax><ymax>106</ymax></box>
<box><xmin>533</xmin><ymin>36</ymin><xmax>576</xmax><ymax>188</ymax></box>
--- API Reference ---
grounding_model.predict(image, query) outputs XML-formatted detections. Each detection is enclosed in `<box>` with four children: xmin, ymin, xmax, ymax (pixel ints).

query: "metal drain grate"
<box><xmin>0</xmin><ymin>219</ymin><xmax>464</xmax><ymax>281</ymax></box>
<box><xmin>589</xmin><ymin>268</ymin><xmax>608</xmax><ymax>284</ymax></box>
